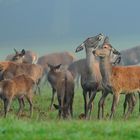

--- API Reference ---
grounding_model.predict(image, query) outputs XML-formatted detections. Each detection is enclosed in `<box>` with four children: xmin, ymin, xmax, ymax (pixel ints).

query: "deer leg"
<box><xmin>123</xmin><ymin>95</ymin><xmax>129</xmax><ymax>116</ymax></box>
<box><xmin>86</xmin><ymin>90</ymin><xmax>97</xmax><ymax>120</ymax></box>
<box><xmin>130</xmin><ymin>94</ymin><xmax>136</xmax><ymax>114</ymax></box>
<box><xmin>3</xmin><ymin>99</ymin><xmax>8</xmax><ymax>118</ymax></box>
<box><xmin>110</xmin><ymin>94</ymin><xmax>120</xmax><ymax>119</ymax></box>
<box><xmin>37</xmin><ymin>79</ymin><xmax>41</xmax><ymax>94</ymax></box>
<box><xmin>26</xmin><ymin>94</ymin><xmax>33</xmax><ymax>118</ymax></box>
<box><xmin>21</xmin><ymin>98</ymin><xmax>25</xmax><ymax>108</ymax></box>
<box><xmin>83</xmin><ymin>90</ymin><xmax>88</xmax><ymax>117</ymax></box>
<box><xmin>70</xmin><ymin>92</ymin><xmax>74</xmax><ymax>118</ymax></box>
<box><xmin>125</xmin><ymin>94</ymin><xmax>132</xmax><ymax>119</ymax></box>
<box><xmin>57</xmin><ymin>96</ymin><xmax>61</xmax><ymax>119</ymax></box>
<box><xmin>138</xmin><ymin>92</ymin><xmax>140</xmax><ymax>113</ymax></box>
<box><xmin>125</xmin><ymin>94</ymin><xmax>136</xmax><ymax>119</ymax></box>
<box><xmin>4</xmin><ymin>98</ymin><xmax>12</xmax><ymax>118</ymax></box>
<box><xmin>17</xmin><ymin>98</ymin><xmax>24</xmax><ymax>116</ymax></box>
<box><xmin>98</xmin><ymin>90</ymin><xmax>108</xmax><ymax>119</ymax></box>
<box><xmin>50</xmin><ymin>88</ymin><xmax>56</xmax><ymax>110</ymax></box>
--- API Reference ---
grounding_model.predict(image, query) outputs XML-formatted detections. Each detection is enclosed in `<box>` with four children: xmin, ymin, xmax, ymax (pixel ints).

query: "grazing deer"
<box><xmin>47</xmin><ymin>64</ymin><xmax>74</xmax><ymax>119</ymax></box>
<box><xmin>0</xmin><ymin>74</ymin><xmax>35</xmax><ymax>117</ymax></box>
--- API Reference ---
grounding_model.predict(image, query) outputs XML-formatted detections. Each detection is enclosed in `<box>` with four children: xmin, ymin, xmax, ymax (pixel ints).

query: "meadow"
<box><xmin>0</xmin><ymin>85</ymin><xmax>140</xmax><ymax>140</ymax></box>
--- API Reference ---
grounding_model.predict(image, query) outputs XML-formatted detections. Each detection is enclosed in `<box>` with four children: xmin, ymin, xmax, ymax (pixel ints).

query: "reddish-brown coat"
<box><xmin>0</xmin><ymin>74</ymin><xmax>35</xmax><ymax>117</ymax></box>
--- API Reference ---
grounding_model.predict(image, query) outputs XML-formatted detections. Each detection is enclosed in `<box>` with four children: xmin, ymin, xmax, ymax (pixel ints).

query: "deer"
<box><xmin>0</xmin><ymin>61</ymin><xmax>43</xmax><ymax>95</ymax></box>
<box><xmin>101</xmin><ymin>42</ymin><xmax>137</xmax><ymax>117</ymax></box>
<box><xmin>37</xmin><ymin>51</ymin><xmax>76</xmax><ymax>109</ymax></box>
<box><xmin>89</xmin><ymin>37</ymin><xmax>137</xmax><ymax>119</ymax></box>
<box><xmin>75</xmin><ymin>35</ymin><xmax>123</xmax><ymax>119</ymax></box>
<box><xmin>0</xmin><ymin>74</ymin><xmax>35</xmax><ymax>117</ymax></box>
<box><xmin>47</xmin><ymin>64</ymin><xmax>74</xmax><ymax>119</ymax></box>
<box><xmin>6</xmin><ymin>48</ymin><xmax>38</xmax><ymax>64</ymax></box>
<box><xmin>120</xmin><ymin>45</ymin><xmax>140</xmax><ymax>66</ymax></box>
<box><xmin>5</xmin><ymin>49</ymin><xmax>43</xmax><ymax>94</ymax></box>
<box><xmin>75</xmin><ymin>33</ymin><xmax>105</xmax><ymax>119</ymax></box>
<box><xmin>37</xmin><ymin>51</ymin><xmax>76</xmax><ymax>86</ymax></box>
<box><xmin>93</xmin><ymin>46</ymin><xmax>140</xmax><ymax>119</ymax></box>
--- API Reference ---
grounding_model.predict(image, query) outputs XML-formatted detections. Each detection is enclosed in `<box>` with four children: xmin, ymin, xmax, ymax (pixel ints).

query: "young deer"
<box><xmin>0</xmin><ymin>74</ymin><xmax>35</xmax><ymax>117</ymax></box>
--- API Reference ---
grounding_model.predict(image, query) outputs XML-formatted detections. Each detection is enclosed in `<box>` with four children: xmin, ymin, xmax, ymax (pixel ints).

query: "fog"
<box><xmin>0</xmin><ymin>0</ymin><xmax>140</xmax><ymax>59</ymax></box>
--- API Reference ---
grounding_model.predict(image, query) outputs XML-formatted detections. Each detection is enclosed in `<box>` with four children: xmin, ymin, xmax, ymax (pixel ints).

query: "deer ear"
<box><xmin>21</xmin><ymin>49</ymin><xmax>26</xmax><ymax>55</ymax></box>
<box><xmin>14</xmin><ymin>48</ymin><xmax>18</xmax><ymax>54</ymax></box>
<box><xmin>103</xmin><ymin>36</ymin><xmax>110</xmax><ymax>44</ymax></box>
<box><xmin>55</xmin><ymin>64</ymin><xmax>62</xmax><ymax>69</ymax></box>
<box><xmin>47</xmin><ymin>63</ymin><xmax>54</xmax><ymax>69</ymax></box>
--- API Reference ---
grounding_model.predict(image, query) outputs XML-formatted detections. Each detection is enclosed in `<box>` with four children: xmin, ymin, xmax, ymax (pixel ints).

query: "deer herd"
<box><xmin>0</xmin><ymin>33</ymin><xmax>140</xmax><ymax>120</ymax></box>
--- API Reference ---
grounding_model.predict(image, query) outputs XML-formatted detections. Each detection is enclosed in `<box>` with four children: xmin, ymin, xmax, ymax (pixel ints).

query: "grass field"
<box><xmin>0</xmin><ymin>85</ymin><xmax>140</xmax><ymax>140</ymax></box>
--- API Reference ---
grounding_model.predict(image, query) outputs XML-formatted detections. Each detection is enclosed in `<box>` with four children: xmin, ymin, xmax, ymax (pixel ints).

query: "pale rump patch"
<box><xmin>32</xmin><ymin>55</ymin><xmax>38</xmax><ymax>64</ymax></box>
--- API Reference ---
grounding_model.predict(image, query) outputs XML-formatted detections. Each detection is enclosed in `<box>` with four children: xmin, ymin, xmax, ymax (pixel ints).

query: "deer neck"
<box><xmin>85</xmin><ymin>48</ymin><xmax>96</xmax><ymax>76</ymax></box>
<box><xmin>99</xmin><ymin>56</ymin><xmax>112</xmax><ymax>88</ymax></box>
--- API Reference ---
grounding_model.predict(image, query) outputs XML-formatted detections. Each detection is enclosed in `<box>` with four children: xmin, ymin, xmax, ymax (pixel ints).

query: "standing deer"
<box><xmin>6</xmin><ymin>49</ymin><xmax>43</xmax><ymax>94</ymax></box>
<box><xmin>0</xmin><ymin>74</ymin><xmax>35</xmax><ymax>117</ymax></box>
<box><xmin>93</xmin><ymin>47</ymin><xmax>140</xmax><ymax>119</ymax></box>
<box><xmin>101</xmin><ymin>41</ymin><xmax>137</xmax><ymax>117</ymax></box>
<box><xmin>47</xmin><ymin>64</ymin><xmax>74</xmax><ymax>119</ymax></box>
<box><xmin>75</xmin><ymin>33</ymin><xmax>104</xmax><ymax>119</ymax></box>
<box><xmin>75</xmin><ymin>36</ymin><xmax>123</xmax><ymax>119</ymax></box>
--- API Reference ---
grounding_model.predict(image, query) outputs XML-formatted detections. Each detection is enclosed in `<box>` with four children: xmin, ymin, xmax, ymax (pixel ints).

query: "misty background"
<box><xmin>0</xmin><ymin>0</ymin><xmax>140</xmax><ymax>60</ymax></box>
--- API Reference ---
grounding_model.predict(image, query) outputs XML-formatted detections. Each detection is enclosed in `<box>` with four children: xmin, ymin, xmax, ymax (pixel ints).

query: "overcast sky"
<box><xmin>0</xmin><ymin>0</ymin><xmax>140</xmax><ymax>58</ymax></box>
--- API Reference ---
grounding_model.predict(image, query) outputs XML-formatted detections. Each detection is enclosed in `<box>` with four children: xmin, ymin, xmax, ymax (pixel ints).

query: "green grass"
<box><xmin>0</xmin><ymin>85</ymin><xmax>140</xmax><ymax>140</ymax></box>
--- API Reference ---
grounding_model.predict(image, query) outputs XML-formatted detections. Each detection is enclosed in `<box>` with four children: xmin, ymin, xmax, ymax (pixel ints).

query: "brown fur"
<box><xmin>5</xmin><ymin>49</ymin><xmax>43</xmax><ymax>94</ymax></box>
<box><xmin>110</xmin><ymin>66</ymin><xmax>140</xmax><ymax>118</ymax></box>
<box><xmin>37</xmin><ymin>52</ymin><xmax>76</xmax><ymax>85</ymax></box>
<box><xmin>6</xmin><ymin>49</ymin><xmax>38</xmax><ymax>64</ymax></box>
<box><xmin>98</xmin><ymin>40</ymin><xmax>136</xmax><ymax>119</ymax></box>
<box><xmin>95</xmin><ymin>48</ymin><xmax>140</xmax><ymax>119</ymax></box>
<box><xmin>0</xmin><ymin>61</ymin><xmax>43</xmax><ymax>84</ymax></box>
<box><xmin>75</xmin><ymin>34</ymin><xmax>104</xmax><ymax>119</ymax></box>
<box><xmin>0</xmin><ymin>74</ymin><xmax>35</xmax><ymax>117</ymax></box>
<box><xmin>111</xmin><ymin>66</ymin><xmax>140</xmax><ymax>93</ymax></box>
<box><xmin>48</xmin><ymin>64</ymin><xmax>75</xmax><ymax>119</ymax></box>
